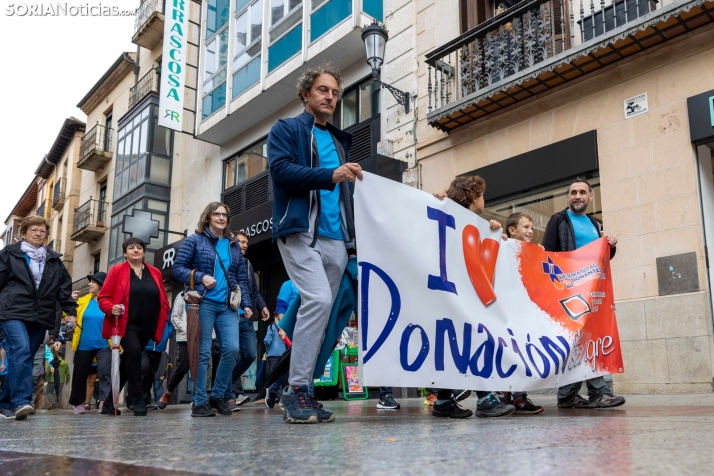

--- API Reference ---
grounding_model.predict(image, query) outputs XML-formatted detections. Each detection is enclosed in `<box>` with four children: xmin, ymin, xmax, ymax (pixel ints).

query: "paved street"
<box><xmin>1</xmin><ymin>394</ymin><xmax>713</xmax><ymax>475</ymax></box>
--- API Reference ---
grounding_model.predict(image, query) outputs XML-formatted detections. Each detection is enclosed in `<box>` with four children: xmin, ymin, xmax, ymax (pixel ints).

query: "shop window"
<box><xmin>482</xmin><ymin>179</ymin><xmax>603</xmax><ymax>245</ymax></box>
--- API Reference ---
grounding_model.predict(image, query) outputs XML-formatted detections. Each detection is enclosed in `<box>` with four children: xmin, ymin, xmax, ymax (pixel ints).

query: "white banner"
<box><xmin>158</xmin><ymin>0</ymin><xmax>190</xmax><ymax>131</ymax></box>
<box><xmin>354</xmin><ymin>173</ymin><xmax>623</xmax><ymax>392</ymax></box>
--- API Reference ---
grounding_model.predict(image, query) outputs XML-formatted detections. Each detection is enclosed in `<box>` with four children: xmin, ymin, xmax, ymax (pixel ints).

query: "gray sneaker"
<box><xmin>15</xmin><ymin>404</ymin><xmax>34</xmax><ymax>421</ymax></box>
<box><xmin>557</xmin><ymin>395</ymin><xmax>591</xmax><ymax>409</ymax></box>
<box><xmin>0</xmin><ymin>408</ymin><xmax>14</xmax><ymax>419</ymax></box>
<box><xmin>590</xmin><ymin>393</ymin><xmax>625</xmax><ymax>408</ymax></box>
<box><xmin>235</xmin><ymin>394</ymin><xmax>250</xmax><ymax>406</ymax></box>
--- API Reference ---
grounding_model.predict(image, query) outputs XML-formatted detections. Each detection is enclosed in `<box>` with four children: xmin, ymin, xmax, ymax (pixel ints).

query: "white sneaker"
<box><xmin>73</xmin><ymin>405</ymin><xmax>86</xmax><ymax>415</ymax></box>
<box><xmin>15</xmin><ymin>404</ymin><xmax>34</xmax><ymax>420</ymax></box>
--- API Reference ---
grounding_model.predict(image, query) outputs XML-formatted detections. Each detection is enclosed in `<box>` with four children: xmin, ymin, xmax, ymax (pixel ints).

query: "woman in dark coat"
<box><xmin>0</xmin><ymin>215</ymin><xmax>76</xmax><ymax>420</ymax></box>
<box><xmin>98</xmin><ymin>237</ymin><xmax>169</xmax><ymax>416</ymax></box>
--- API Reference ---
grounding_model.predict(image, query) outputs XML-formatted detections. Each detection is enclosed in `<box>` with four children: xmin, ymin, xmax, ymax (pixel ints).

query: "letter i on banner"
<box><xmin>159</xmin><ymin>0</ymin><xmax>190</xmax><ymax>131</ymax></box>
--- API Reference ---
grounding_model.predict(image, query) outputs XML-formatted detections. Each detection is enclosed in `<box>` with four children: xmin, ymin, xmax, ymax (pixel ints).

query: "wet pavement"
<box><xmin>1</xmin><ymin>394</ymin><xmax>713</xmax><ymax>475</ymax></box>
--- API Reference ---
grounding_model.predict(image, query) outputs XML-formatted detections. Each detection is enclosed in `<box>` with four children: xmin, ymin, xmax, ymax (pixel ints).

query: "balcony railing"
<box><xmin>129</xmin><ymin>69</ymin><xmax>160</xmax><ymax>110</ymax></box>
<box><xmin>78</xmin><ymin>124</ymin><xmax>113</xmax><ymax>171</ymax></box>
<box><xmin>135</xmin><ymin>0</ymin><xmax>164</xmax><ymax>33</ymax></box>
<box><xmin>133</xmin><ymin>0</ymin><xmax>166</xmax><ymax>49</ymax></box>
<box><xmin>425</xmin><ymin>0</ymin><xmax>714</xmax><ymax>131</ymax></box>
<box><xmin>36</xmin><ymin>201</ymin><xmax>45</xmax><ymax>219</ymax></box>
<box><xmin>71</xmin><ymin>199</ymin><xmax>108</xmax><ymax>243</ymax></box>
<box><xmin>52</xmin><ymin>177</ymin><xmax>66</xmax><ymax>210</ymax></box>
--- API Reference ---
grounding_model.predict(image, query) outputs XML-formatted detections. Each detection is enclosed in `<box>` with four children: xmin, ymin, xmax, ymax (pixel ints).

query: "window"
<box><xmin>482</xmin><ymin>180</ymin><xmax>603</xmax><ymax>246</ymax></box>
<box><xmin>233</xmin><ymin>0</ymin><xmax>263</xmax><ymax>98</ymax></box>
<box><xmin>267</xmin><ymin>0</ymin><xmax>303</xmax><ymax>72</ymax></box>
<box><xmin>98</xmin><ymin>182</ymin><xmax>107</xmax><ymax>222</ymax></box>
<box><xmin>310</xmin><ymin>0</ymin><xmax>351</xmax><ymax>42</ymax></box>
<box><xmin>202</xmin><ymin>0</ymin><xmax>231</xmax><ymax>119</ymax></box>
<box><xmin>334</xmin><ymin>77</ymin><xmax>380</xmax><ymax>130</ymax></box>
<box><xmin>93</xmin><ymin>254</ymin><xmax>101</xmax><ymax>274</ymax></box>
<box><xmin>223</xmin><ymin>138</ymin><xmax>268</xmax><ymax>191</ymax></box>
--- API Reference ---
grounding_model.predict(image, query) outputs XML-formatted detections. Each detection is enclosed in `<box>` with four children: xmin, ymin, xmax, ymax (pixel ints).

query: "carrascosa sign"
<box><xmin>354</xmin><ymin>173</ymin><xmax>624</xmax><ymax>391</ymax></box>
<box><xmin>158</xmin><ymin>0</ymin><xmax>190</xmax><ymax>131</ymax></box>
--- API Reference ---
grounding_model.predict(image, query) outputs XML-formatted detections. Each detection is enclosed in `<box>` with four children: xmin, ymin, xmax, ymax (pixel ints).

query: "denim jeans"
<box><xmin>195</xmin><ymin>300</ymin><xmax>239</xmax><ymax>406</ymax></box>
<box><xmin>0</xmin><ymin>320</ymin><xmax>48</xmax><ymax>410</ymax></box>
<box><xmin>379</xmin><ymin>387</ymin><xmax>393</xmax><ymax>397</ymax></box>
<box><xmin>231</xmin><ymin>316</ymin><xmax>257</xmax><ymax>397</ymax></box>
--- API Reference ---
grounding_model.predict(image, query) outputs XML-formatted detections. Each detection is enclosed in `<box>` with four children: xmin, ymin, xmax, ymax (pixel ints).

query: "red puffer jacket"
<box><xmin>98</xmin><ymin>261</ymin><xmax>169</xmax><ymax>342</ymax></box>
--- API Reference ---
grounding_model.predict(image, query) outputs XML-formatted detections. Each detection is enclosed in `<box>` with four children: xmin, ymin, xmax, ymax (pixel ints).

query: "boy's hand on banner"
<box><xmin>489</xmin><ymin>220</ymin><xmax>501</xmax><ymax>231</ymax></box>
<box><xmin>433</xmin><ymin>192</ymin><xmax>446</xmax><ymax>200</ymax></box>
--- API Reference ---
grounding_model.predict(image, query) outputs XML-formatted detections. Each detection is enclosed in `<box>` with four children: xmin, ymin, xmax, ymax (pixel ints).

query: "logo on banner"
<box><xmin>559</xmin><ymin>294</ymin><xmax>591</xmax><ymax>321</ymax></box>
<box><xmin>543</xmin><ymin>256</ymin><xmax>605</xmax><ymax>290</ymax></box>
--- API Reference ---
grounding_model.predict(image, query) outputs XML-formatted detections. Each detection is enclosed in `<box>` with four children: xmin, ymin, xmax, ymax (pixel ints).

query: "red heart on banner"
<box><xmin>462</xmin><ymin>225</ymin><xmax>499</xmax><ymax>306</ymax></box>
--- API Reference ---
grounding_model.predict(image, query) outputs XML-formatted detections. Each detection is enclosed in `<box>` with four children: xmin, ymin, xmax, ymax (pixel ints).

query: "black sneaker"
<box><xmin>514</xmin><ymin>397</ymin><xmax>544</xmax><ymax>414</ymax></box>
<box><xmin>133</xmin><ymin>400</ymin><xmax>147</xmax><ymax>416</ymax></box>
<box><xmin>476</xmin><ymin>393</ymin><xmax>515</xmax><ymax>418</ymax></box>
<box><xmin>453</xmin><ymin>390</ymin><xmax>471</xmax><ymax>403</ymax></box>
<box><xmin>432</xmin><ymin>398</ymin><xmax>473</xmax><ymax>418</ymax></box>
<box><xmin>266</xmin><ymin>389</ymin><xmax>280</xmax><ymax>409</ymax></box>
<box><xmin>281</xmin><ymin>385</ymin><xmax>319</xmax><ymax>424</ymax></box>
<box><xmin>191</xmin><ymin>403</ymin><xmax>215</xmax><ymax>417</ymax></box>
<box><xmin>15</xmin><ymin>404</ymin><xmax>34</xmax><ymax>421</ymax></box>
<box><xmin>208</xmin><ymin>396</ymin><xmax>232</xmax><ymax>416</ymax></box>
<box><xmin>308</xmin><ymin>394</ymin><xmax>335</xmax><ymax>422</ymax></box>
<box><xmin>377</xmin><ymin>394</ymin><xmax>400</xmax><ymax>409</ymax></box>
<box><xmin>557</xmin><ymin>394</ymin><xmax>591</xmax><ymax>409</ymax></box>
<box><xmin>590</xmin><ymin>393</ymin><xmax>626</xmax><ymax>408</ymax></box>
<box><xmin>146</xmin><ymin>403</ymin><xmax>158</xmax><ymax>410</ymax></box>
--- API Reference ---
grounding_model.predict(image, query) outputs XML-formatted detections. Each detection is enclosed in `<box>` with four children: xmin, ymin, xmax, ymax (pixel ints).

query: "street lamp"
<box><xmin>361</xmin><ymin>21</ymin><xmax>410</xmax><ymax>114</ymax></box>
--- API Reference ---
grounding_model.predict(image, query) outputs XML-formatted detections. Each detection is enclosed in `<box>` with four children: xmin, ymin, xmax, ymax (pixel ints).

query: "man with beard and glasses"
<box><xmin>542</xmin><ymin>178</ymin><xmax>625</xmax><ymax>409</ymax></box>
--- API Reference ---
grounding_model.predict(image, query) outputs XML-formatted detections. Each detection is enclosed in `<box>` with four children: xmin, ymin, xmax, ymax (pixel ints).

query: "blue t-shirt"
<box><xmin>314</xmin><ymin>125</ymin><xmax>343</xmax><ymax>240</ymax></box>
<box><xmin>78</xmin><ymin>298</ymin><xmax>109</xmax><ymax>351</ymax></box>
<box><xmin>205</xmin><ymin>238</ymin><xmax>231</xmax><ymax>304</ymax></box>
<box><xmin>276</xmin><ymin>280</ymin><xmax>300</xmax><ymax>315</ymax></box>
<box><xmin>567</xmin><ymin>210</ymin><xmax>600</xmax><ymax>249</ymax></box>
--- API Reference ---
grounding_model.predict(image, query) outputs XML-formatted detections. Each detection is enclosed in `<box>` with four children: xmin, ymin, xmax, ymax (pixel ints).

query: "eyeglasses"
<box><xmin>27</xmin><ymin>228</ymin><xmax>47</xmax><ymax>235</ymax></box>
<box><xmin>211</xmin><ymin>212</ymin><xmax>228</xmax><ymax>218</ymax></box>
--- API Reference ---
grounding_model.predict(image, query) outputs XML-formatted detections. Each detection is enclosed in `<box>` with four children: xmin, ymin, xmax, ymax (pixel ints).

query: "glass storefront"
<box><xmin>483</xmin><ymin>179</ymin><xmax>603</xmax><ymax>245</ymax></box>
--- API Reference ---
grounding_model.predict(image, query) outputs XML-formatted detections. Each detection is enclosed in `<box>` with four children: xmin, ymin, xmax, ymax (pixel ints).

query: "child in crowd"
<box><xmin>45</xmin><ymin>347</ymin><xmax>70</xmax><ymax>410</ymax></box>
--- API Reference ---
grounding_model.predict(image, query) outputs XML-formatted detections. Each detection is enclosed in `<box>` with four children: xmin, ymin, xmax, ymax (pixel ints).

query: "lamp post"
<box><xmin>361</xmin><ymin>21</ymin><xmax>410</xmax><ymax>114</ymax></box>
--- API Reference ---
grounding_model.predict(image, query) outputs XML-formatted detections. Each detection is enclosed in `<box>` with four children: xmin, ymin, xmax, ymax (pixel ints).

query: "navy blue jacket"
<box><xmin>267</xmin><ymin>110</ymin><xmax>356</xmax><ymax>249</ymax></box>
<box><xmin>171</xmin><ymin>229</ymin><xmax>252</xmax><ymax>309</ymax></box>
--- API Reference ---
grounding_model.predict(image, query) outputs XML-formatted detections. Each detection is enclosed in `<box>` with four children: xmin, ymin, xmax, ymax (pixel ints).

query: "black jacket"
<box><xmin>542</xmin><ymin>209</ymin><xmax>616</xmax><ymax>259</ymax></box>
<box><xmin>0</xmin><ymin>242</ymin><xmax>76</xmax><ymax>330</ymax></box>
<box><xmin>245</xmin><ymin>259</ymin><xmax>267</xmax><ymax>314</ymax></box>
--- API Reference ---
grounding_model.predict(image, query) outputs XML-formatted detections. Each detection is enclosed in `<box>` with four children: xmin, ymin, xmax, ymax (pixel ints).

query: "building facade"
<box><xmin>411</xmin><ymin>0</ymin><xmax>714</xmax><ymax>393</ymax></box>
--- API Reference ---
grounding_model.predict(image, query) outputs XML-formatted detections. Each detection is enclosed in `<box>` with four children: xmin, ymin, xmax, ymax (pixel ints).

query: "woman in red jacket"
<box><xmin>98</xmin><ymin>237</ymin><xmax>169</xmax><ymax>416</ymax></box>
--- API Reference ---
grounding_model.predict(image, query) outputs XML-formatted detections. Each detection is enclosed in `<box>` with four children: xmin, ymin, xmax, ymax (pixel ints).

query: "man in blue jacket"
<box><xmin>267</xmin><ymin>62</ymin><xmax>362</xmax><ymax>424</ymax></box>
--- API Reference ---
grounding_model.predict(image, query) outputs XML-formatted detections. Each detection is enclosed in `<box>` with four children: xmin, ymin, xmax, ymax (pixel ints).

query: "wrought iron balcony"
<box><xmin>52</xmin><ymin>177</ymin><xmax>66</xmax><ymax>211</ymax></box>
<box><xmin>78</xmin><ymin>124</ymin><xmax>113</xmax><ymax>172</ymax></box>
<box><xmin>71</xmin><ymin>199</ymin><xmax>108</xmax><ymax>243</ymax></box>
<box><xmin>129</xmin><ymin>69</ymin><xmax>160</xmax><ymax>110</ymax></box>
<box><xmin>36</xmin><ymin>201</ymin><xmax>45</xmax><ymax>219</ymax></box>
<box><xmin>425</xmin><ymin>0</ymin><xmax>714</xmax><ymax>132</ymax></box>
<box><xmin>133</xmin><ymin>0</ymin><xmax>166</xmax><ymax>49</ymax></box>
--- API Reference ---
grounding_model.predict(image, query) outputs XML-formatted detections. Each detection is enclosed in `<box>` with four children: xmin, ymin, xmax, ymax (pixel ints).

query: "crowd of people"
<box><xmin>0</xmin><ymin>62</ymin><xmax>626</xmax><ymax>423</ymax></box>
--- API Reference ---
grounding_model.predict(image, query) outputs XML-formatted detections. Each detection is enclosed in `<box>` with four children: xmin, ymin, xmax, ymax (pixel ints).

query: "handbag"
<box><xmin>205</xmin><ymin>236</ymin><xmax>242</xmax><ymax>311</ymax></box>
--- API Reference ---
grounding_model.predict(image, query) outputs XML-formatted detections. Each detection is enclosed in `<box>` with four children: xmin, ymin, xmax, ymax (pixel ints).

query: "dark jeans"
<box><xmin>166</xmin><ymin>342</ymin><xmax>189</xmax><ymax>394</ymax></box>
<box><xmin>119</xmin><ymin>330</ymin><xmax>154</xmax><ymax>404</ymax></box>
<box><xmin>153</xmin><ymin>379</ymin><xmax>164</xmax><ymax>403</ymax></box>
<box><xmin>558</xmin><ymin>377</ymin><xmax>609</xmax><ymax>402</ymax></box>
<box><xmin>379</xmin><ymin>387</ymin><xmax>392</xmax><ymax>397</ymax></box>
<box><xmin>0</xmin><ymin>320</ymin><xmax>47</xmax><ymax>410</ymax></box>
<box><xmin>231</xmin><ymin>316</ymin><xmax>257</xmax><ymax>396</ymax></box>
<box><xmin>69</xmin><ymin>348</ymin><xmax>112</xmax><ymax>406</ymax></box>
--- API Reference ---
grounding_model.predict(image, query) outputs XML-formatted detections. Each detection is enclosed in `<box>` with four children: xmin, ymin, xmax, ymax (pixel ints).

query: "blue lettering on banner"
<box><xmin>359</xmin><ymin>261</ymin><xmax>401</xmax><ymax>364</ymax></box>
<box><xmin>426</xmin><ymin>207</ymin><xmax>457</xmax><ymax>295</ymax></box>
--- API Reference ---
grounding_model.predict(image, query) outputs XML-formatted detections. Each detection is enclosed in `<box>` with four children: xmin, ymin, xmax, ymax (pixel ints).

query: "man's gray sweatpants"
<box><xmin>278</xmin><ymin>232</ymin><xmax>348</xmax><ymax>387</ymax></box>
